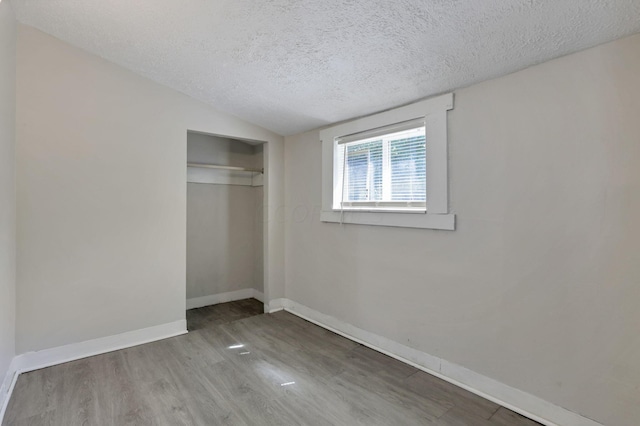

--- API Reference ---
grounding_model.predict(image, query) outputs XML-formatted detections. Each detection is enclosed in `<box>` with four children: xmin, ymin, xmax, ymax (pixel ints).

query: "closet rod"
<box><xmin>187</xmin><ymin>162</ymin><xmax>263</xmax><ymax>174</ymax></box>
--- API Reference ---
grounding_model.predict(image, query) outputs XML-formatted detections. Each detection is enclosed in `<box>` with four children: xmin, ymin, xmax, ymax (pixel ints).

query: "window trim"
<box><xmin>319</xmin><ymin>93</ymin><xmax>455</xmax><ymax>230</ymax></box>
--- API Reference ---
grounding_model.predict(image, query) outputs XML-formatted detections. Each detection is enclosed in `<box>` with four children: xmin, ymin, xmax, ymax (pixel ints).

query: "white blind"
<box><xmin>335</xmin><ymin>120</ymin><xmax>427</xmax><ymax>211</ymax></box>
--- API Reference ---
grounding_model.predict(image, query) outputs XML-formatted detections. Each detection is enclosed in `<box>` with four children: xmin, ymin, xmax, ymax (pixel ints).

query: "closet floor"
<box><xmin>186</xmin><ymin>298</ymin><xmax>264</xmax><ymax>330</ymax></box>
<box><xmin>3</xmin><ymin>300</ymin><xmax>541</xmax><ymax>426</ymax></box>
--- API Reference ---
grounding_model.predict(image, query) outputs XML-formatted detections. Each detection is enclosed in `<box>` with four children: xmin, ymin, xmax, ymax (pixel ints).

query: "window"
<box><xmin>320</xmin><ymin>93</ymin><xmax>455</xmax><ymax>230</ymax></box>
<box><xmin>335</xmin><ymin>119</ymin><xmax>427</xmax><ymax>211</ymax></box>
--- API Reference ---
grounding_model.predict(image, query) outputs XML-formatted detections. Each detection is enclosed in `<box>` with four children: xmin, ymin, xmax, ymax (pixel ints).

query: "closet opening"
<box><xmin>185</xmin><ymin>131</ymin><xmax>265</xmax><ymax>330</ymax></box>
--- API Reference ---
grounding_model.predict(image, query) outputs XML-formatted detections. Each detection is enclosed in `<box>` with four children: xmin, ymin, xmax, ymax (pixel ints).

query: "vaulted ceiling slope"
<box><xmin>11</xmin><ymin>0</ymin><xmax>640</xmax><ymax>136</ymax></box>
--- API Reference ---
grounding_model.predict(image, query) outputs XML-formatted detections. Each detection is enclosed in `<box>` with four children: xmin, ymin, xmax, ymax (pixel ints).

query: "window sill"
<box><xmin>332</xmin><ymin>207</ymin><xmax>426</xmax><ymax>214</ymax></box>
<box><xmin>320</xmin><ymin>211</ymin><xmax>455</xmax><ymax>230</ymax></box>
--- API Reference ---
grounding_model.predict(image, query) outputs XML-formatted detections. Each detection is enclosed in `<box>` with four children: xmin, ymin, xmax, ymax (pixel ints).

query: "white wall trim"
<box><xmin>1</xmin><ymin>298</ymin><xmax>603</xmax><ymax>426</ymax></box>
<box><xmin>2</xmin><ymin>285</ymin><xmax>265</xmax><ymax>422</ymax></box>
<box><xmin>266</xmin><ymin>298</ymin><xmax>287</xmax><ymax>313</ymax></box>
<box><xmin>277</xmin><ymin>299</ymin><xmax>603</xmax><ymax>426</ymax></box>
<box><xmin>12</xmin><ymin>320</ymin><xmax>187</xmax><ymax>374</ymax></box>
<box><xmin>0</xmin><ymin>319</ymin><xmax>187</xmax><ymax>424</ymax></box>
<box><xmin>320</xmin><ymin>210</ymin><xmax>455</xmax><ymax>230</ymax></box>
<box><xmin>186</xmin><ymin>288</ymin><xmax>264</xmax><ymax>310</ymax></box>
<box><xmin>0</xmin><ymin>358</ymin><xmax>20</xmax><ymax>424</ymax></box>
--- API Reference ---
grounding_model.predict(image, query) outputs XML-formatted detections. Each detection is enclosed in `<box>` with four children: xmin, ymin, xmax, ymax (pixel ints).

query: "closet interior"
<box><xmin>186</xmin><ymin>131</ymin><xmax>264</xmax><ymax>312</ymax></box>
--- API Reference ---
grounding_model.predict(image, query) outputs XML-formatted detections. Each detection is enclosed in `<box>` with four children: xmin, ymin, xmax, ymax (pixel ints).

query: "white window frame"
<box><xmin>335</xmin><ymin>119</ymin><xmax>428</xmax><ymax>211</ymax></box>
<box><xmin>320</xmin><ymin>93</ymin><xmax>455</xmax><ymax>230</ymax></box>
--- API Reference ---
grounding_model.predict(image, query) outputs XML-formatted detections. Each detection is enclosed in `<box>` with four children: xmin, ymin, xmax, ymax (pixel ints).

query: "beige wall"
<box><xmin>15</xmin><ymin>25</ymin><xmax>283</xmax><ymax>353</ymax></box>
<box><xmin>186</xmin><ymin>133</ymin><xmax>264</xmax><ymax>299</ymax></box>
<box><xmin>284</xmin><ymin>33</ymin><xmax>640</xmax><ymax>426</ymax></box>
<box><xmin>0</xmin><ymin>0</ymin><xmax>17</xmax><ymax>387</ymax></box>
<box><xmin>187</xmin><ymin>184</ymin><xmax>258</xmax><ymax>298</ymax></box>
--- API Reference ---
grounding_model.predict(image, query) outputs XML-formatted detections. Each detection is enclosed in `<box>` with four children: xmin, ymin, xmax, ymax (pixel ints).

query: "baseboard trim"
<box><xmin>0</xmin><ymin>357</ymin><xmax>20</xmax><ymax>424</ymax></box>
<box><xmin>2</xmin><ymin>299</ymin><xmax>602</xmax><ymax>426</ymax></box>
<box><xmin>266</xmin><ymin>297</ymin><xmax>287</xmax><ymax>313</ymax></box>
<box><xmin>278</xmin><ymin>299</ymin><xmax>603</xmax><ymax>426</ymax></box>
<box><xmin>0</xmin><ymin>319</ymin><xmax>187</xmax><ymax>424</ymax></box>
<box><xmin>187</xmin><ymin>288</ymin><xmax>264</xmax><ymax>310</ymax></box>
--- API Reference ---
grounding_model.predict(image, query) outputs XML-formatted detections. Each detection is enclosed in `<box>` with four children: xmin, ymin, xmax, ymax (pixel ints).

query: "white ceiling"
<box><xmin>11</xmin><ymin>0</ymin><xmax>640</xmax><ymax>136</ymax></box>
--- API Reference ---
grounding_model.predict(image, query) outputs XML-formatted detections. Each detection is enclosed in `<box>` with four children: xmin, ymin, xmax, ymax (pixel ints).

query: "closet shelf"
<box><xmin>187</xmin><ymin>162</ymin><xmax>263</xmax><ymax>174</ymax></box>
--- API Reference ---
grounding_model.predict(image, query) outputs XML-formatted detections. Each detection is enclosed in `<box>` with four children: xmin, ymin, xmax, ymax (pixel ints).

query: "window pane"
<box><xmin>346</xmin><ymin>149</ymin><xmax>368</xmax><ymax>201</ymax></box>
<box><xmin>345</xmin><ymin>140</ymin><xmax>382</xmax><ymax>202</ymax></box>
<box><xmin>390</xmin><ymin>135</ymin><xmax>426</xmax><ymax>201</ymax></box>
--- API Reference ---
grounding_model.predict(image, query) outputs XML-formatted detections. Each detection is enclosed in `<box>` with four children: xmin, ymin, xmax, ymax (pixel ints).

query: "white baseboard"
<box><xmin>266</xmin><ymin>297</ymin><xmax>287</xmax><ymax>313</ymax></box>
<box><xmin>0</xmin><ymin>357</ymin><xmax>19</xmax><ymax>424</ymax></box>
<box><xmin>0</xmin><ymin>319</ymin><xmax>187</xmax><ymax>424</ymax></box>
<box><xmin>187</xmin><ymin>288</ymin><xmax>264</xmax><ymax>310</ymax></box>
<box><xmin>2</xmin><ymin>289</ymin><xmax>268</xmax><ymax>423</ymax></box>
<box><xmin>3</xmin><ymin>298</ymin><xmax>601</xmax><ymax>426</ymax></box>
<box><xmin>278</xmin><ymin>299</ymin><xmax>603</xmax><ymax>426</ymax></box>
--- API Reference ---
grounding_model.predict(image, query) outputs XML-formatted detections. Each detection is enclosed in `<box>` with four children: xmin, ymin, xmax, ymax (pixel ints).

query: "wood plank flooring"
<box><xmin>3</xmin><ymin>299</ymin><xmax>541</xmax><ymax>425</ymax></box>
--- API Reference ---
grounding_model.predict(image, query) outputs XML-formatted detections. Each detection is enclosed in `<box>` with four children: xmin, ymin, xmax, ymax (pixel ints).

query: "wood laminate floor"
<box><xmin>3</xmin><ymin>299</ymin><xmax>541</xmax><ymax>426</ymax></box>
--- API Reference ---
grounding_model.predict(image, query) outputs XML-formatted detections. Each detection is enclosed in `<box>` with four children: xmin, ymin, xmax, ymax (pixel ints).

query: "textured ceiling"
<box><xmin>11</xmin><ymin>0</ymin><xmax>640</xmax><ymax>136</ymax></box>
